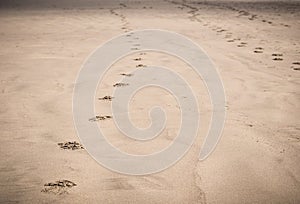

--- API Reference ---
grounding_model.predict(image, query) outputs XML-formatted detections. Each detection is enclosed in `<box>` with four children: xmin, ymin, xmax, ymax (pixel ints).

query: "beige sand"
<box><xmin>0</xmin><ymin>0</ymin><xmax>299</xmax><ymax>203</ymax></box>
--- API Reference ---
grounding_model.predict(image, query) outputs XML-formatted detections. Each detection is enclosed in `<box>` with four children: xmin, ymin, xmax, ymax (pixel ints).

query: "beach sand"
<box><xmin>0</xmin><ymin>0</ymin><xmax>299</xmax><ymax>203</ymax></box>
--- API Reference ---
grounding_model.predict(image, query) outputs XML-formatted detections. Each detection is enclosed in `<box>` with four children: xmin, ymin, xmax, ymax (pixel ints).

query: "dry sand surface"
<box><xmin>0</xmin><ymin>0</ymin><xmax>300</xmax><ymax>203</ymax></box>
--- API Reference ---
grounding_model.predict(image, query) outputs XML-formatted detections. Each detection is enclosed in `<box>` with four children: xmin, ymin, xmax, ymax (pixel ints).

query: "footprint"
<box><xmin>58</xmin><ymin>141</ymin><xmax>84</xmax><ymax>150</ymax></box>
<box><xmin>113</xmin><ymin>83</ymin><xmax>129</xmax><ymax>87</ymax></box>
<box><xmin>217</xmin><ymin>29</ymin><xmax>226</xmax><ymax>33</ymax></box>
<box><xmin>41</xmin><ymin>180</ymin><xmax>76</xmax><ymax>194</ymax></box>
<box><xmin>98</xmin><ymin>96</ymin><xmax>114</xmax><ymax>101</ymax></box>
<box><xmin>120</xmin><ymin>73</ymin><xmax>133</xmax><ymax>77</ymax></box>
<box><xmin>272</xmin><ymin>53</ymin><xmax>283</xmax><ymax>57</ymax></box>
<box><xmin>136</xmin><ymin>64</ymin><xmax>146</xmax><ymax>68</ymax></box>
<box><xmin>291</xmin><ymin>62</ymin><xmax>300</xmax><ymax>70</ymax></box>
<box><xmin>89</xmin><ymin>115</ymin><xmax>112</xmax><ymax>122</ymax></box>
<box><xmin>237</xmin><ymin>42</ymin><xmax>247</xmax><ymax>47</ymax></box>
<box><xmin>272</xmin><ymin>53</ymin><xmax>283</xmax><ymax>61</ymax></box>
<box><xmin>248</xmin><ymin>14</ymin><xmax>257</xmax><ymax>20</ymax></box>
<box><xmin>133</xmin><ymin>57</ymin><xmax>142</xmax><ymax>61</ymax></box>
<box><xmin>254</xmin><ymin>47</ymin><xmax>264</xmax><ymax>53</ymax></box>
<box><xmin>273</xmin><ymin>57</ymin><xmax>283</xmax><ymax>61</ymax></box>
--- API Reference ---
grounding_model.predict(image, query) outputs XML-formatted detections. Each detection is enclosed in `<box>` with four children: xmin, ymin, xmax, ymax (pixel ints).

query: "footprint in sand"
<box><xmin>227</xmin><ymin>38</ymin><xmax>240</xmax><ymax>43</ymax></box>
<box><xmin>217</xmin><ymin>29</ymin><xmax>226</xmax><ymax>33</ymax></box>
<box><xmin>120</xmin><ymin>73</ymin><xmax>133</xmax><ymax>77</ymax></box>
<box><xmin>98</xmin><ymin>95</ymin><xmax>114</xmax><ymax>101</ymax></box>
<box><xmin>119</xmin><ymin>3</ymin><xmax>127</xmax><ymax>8</ymax></box>
<box><xmin>248</xmin><ymin>14</ymin><xmax>257</xmax><ymax>20</ymax></box>
<box><xmin>89</xmin><ymin>115</ymin><xmax>112</xmax><ymax>122</ymax></box>
<box><xmin>136</xmin><ymin>64</ymin><xmax>146</xmax><ymax>68</ymax></box>
<box><xmin>254</xmin><ymin>47</ymin><xmax>264</xmax><ymax>53</ymax></box>
<box><xmin>272</xmin><ymin>53</ymin><xmax>283</xmax><ymax>61</ymax></box>
<box><xmin>237</xmin><ymin>42</ymin><xmax>247</xmax><ymax>47</ymax></box>
<box><xmin>41</xmin><ymin>180</ymin><xmax>76</xmax><ymax>195</ymax></box>
<box><xmin>113</xmin><ymin>82</ymin><xmax>129</xmax><ymax>87</ymax></box>
<box><xmin>133</xmin><ymin>57</ymin><xmax>142</xmax><ymax>61</ymax></box>
<box><xmin>58</xmin><ymin>141</ymin><xmax>84</xmax><ymax>150</ymax></box>
<box><xmin>291</xmin><ymin>62</ymin><xmax>300</xmax><ymax>70</ymax></box>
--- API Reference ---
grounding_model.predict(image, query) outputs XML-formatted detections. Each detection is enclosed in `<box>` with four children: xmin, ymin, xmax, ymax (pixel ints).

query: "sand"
<box><xmin>0</xmin><ymin>0</ymin><xmax>299</xmax><ymax>203</ymax></box>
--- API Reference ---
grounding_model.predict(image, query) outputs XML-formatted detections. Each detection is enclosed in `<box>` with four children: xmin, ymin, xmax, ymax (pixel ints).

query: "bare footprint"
<box><xmin>217</xmin><ymin>29</ymin><xmax>226</xmax><ymax>33</ymax></box>
<box><xmin>98</xmin><ymin>96</ymin><xmax>114</xmax><ymax>101</ymax></box>
<box><xmin>41</xmin><ymin>180</ymin><xmax>76</xmax><ymax>195</ymax></box>
<box><xmin>237</xmin><ymin>42</ymin><xmax>247</xmax><ymax>47</ymax></box>
<box><xmin>254</xmin><ymin>47</ymin><xmax>264</xmax><ymax>53</ymax></box>
<box><xmin>120</xmin><ymin>73</ymin><xmax>133</xmax><ymax>77</ymax></box>
<box><xmin>272</xmin><ymin>53</ymin><xmax>283</xmax><ymax>57</ymax></box>
<box><xmin>58</xmin><ymin>141</ymin><xmax>84</xmax><ymax>150</ymax></box>
<box><xmin>136</xmin><ymin>64</ymin><xmax>146</xmax><ymax>68</ymax></box>
<box><xmin>113</xmin><ymin>82</ymin><xmax>129</xmax><ymax>87</ymax></box>
<box><xmin>272</xmin><ymin>53</ymin><xmax>283</xmax><ymax>61</ymax></box>
<box><xmin>292</xmin><ymin>65</ymin><xmax>300</xmax><ymax>71</ymax></box>
<box><xmin>89</xmin><ymin>115</ymin><xmax>112</xmax><ymax>122</ymax></box>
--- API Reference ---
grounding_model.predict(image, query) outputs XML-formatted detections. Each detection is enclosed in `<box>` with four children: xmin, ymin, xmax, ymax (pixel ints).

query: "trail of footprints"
<box><xmin>168</xmin><ymin>0</ymin><xmax>300</xmax><ymax>72</ymax></box>
<box><xmin>90</xmin><ymin>33</ymin><xmax>149</xmax><ymax>123</ymax></box>
<box><xmin>109</xmin><ymin>3</ymin><xmax>131</xmax><ymax>33</ymax></box>
<box><xmin>44</xmin><ymin>1</ymin><xmax>300</xmax><ymax>194</ymax></box>
<box><xmin>175</xmin><ymin>1</ymin><xmax>300</xmax><ymax>72</ymax></box>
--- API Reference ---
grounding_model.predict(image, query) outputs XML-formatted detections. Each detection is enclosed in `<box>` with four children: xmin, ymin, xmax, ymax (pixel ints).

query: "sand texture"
<box><xmin>0</xmin><ymin>0</ymin><xmax>299</xmax><ymax>203</ymax></box>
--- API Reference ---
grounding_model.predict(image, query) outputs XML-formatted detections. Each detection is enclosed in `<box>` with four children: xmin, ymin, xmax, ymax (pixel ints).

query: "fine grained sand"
<box><xmin>0</xmin><ymin>0</ymin><xmax>299</xmax><ymax>203</ymax></box>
